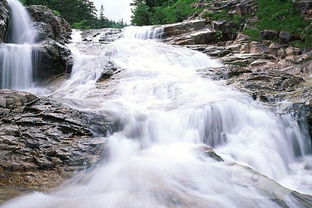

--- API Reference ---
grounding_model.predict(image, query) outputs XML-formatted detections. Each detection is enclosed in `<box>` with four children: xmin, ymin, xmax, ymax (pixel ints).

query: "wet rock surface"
<box><xmin>0</xmin><ymin>0</ymin><xmax>9</xmax><ymax>43</ymax></box>
<box><xmin>0</xmin><ymin>90</ymin><xmax>118</xmax><ymax>199</ymax></box>
<box><xmin>32</xmin><ymin>39</ymin><xmax>73</xmax><ymax>84</ymax></box>
<box><xmin>81</xmin><ymin>28</ymin><xmax>123</xmax><ymax>43</ymax></box>
<box><xmin>25</xmin><ymin>5</ymin><xmax>73</xmax><ymax>85</ymax></box>
<box><xmin>27</xmin><ymin>5</ymin><xmax>71</xmax><ymax>44</ymax></box>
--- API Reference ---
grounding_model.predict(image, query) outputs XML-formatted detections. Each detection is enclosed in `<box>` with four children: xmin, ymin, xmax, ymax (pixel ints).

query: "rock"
<box><xmin>260</xmin><ymin>30</ymin><xmax>279</xmax><ymax>40</ymax></box>
<box><xmin>285</xmin><ymin>47</ymin><xmax>302</xmax><ymax>56</ymax></box>
<box><xmin>221</xmin><ymin>53</ymin><xmax>277</xmax><ymax>67</ymax></box>
<box><xmin>166</xmin><ymin>28</ymin><xmax>217</xmax><ymax>45</ymax></box>
<box><xmin>227</xmin><ymin>70</ymin><xmax>304</xmax><ymax>102</ymax></box>
<box><xmin>81</xmin><ymin>28</ymin><xmax>122</xmax><ymax>43</ymax></box>
<box><xmin>295</xmin><ymin>1</ymin><xmax>312</xmax><ymax>12</ymax></box>
<box><xmin>32</xmin><ymin>39</ymin><xmax>73</xmax><ymax>84</ymax></box>
<box><xmin>162</xmin><ymin>19</ymin><xmax>208</xmax><ymax>38</ymax></box>
<box><xmin>0</xmin><ymin>0</ymin><xmax>9</xmax><ymax>43</ymax></box>
<box><xmin>27</xmin><ymin>5</ymin><xmax>71</xmax><ymax>44</ymax></box>
<box><xmin>250</xmin><ymin>59</ymin><xmax>273</xmax><ymax>67</ymax></box>
<box><xmin>212</xmin><ymin>20</ymin><xmax>238</xmax><ymax>40</ymax></box>
<box><xmin>203</xmin><ymin>45</ymin><xmax>232</xmax><ymax>57</ymax></box>
<box><xmin>0</xmin><ymin>89</ymin><xmax>118</xmax><ymax>192</ymax></box>
<box><xmin>279</xmin><ymin>31</ymin><xmax>291</xmax><ymax>43</ymax></box>
<box><xmin>198</xmin><ymin>145</ymin><xmax>224</xmax><ymax>162</ymax></box>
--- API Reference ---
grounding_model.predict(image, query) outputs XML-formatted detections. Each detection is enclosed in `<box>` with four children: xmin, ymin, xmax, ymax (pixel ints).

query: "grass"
<box><xmin>201</xmin><ymin>0</ymin><xmax>312</xmax><ymax>49</ymax></box>
<box><xmin>249</xmin><ymin>0</ymin><xmax>312</xmax><ymax>48</ymax></box>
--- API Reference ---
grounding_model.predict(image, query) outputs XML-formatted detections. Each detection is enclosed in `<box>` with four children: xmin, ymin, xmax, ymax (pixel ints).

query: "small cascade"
<box><xmin>0</xmin><ymin>0</ymin><xmax>36</xmax><ymax>90</ymax></box>
<box><xmin>123</xmin><ymin>26</ymin><xmax>164</xmax><ymax>39</ymax></box>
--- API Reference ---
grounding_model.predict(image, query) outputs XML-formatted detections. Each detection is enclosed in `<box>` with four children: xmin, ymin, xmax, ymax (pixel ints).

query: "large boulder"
<box><xmin>26</xmin><ymin>5</ymin><xmax>73</xmax><ymax>84</ymax></box>
<box><xmin>0</xmin><ymin>89</ymin><xmax>118</xmax><ymax>196</ymax></box>
<box><xmin>0</xmin><ymin>0</ymin><xmax>9</xmax><ymax>43</ymax></box>
<box><xmin>27</xmin><ymin>5</ymin><xmax>71</xmax><ymax>44</ymax></box>
<box><xmin>32</xmin><ymin>39</ymin><xmax>73</xmax><ymax>84</ymax></box>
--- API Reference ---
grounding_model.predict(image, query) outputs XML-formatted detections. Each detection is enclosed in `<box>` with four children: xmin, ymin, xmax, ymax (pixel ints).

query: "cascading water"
<box><xmin>0</xmin><ymin>0</ymin><xmax>36</xmax><ymax>90</ymax></box>
<box><xmin>2</xmin><ymin>27</ymin><xmax>312</xmax><ymax>208</ymax></box>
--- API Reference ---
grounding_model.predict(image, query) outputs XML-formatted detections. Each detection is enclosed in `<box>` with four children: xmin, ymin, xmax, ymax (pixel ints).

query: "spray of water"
<box><xmin>2</xmin><ymin>27</ymin><xmax>312</xmax><ymax>207</ymax></box>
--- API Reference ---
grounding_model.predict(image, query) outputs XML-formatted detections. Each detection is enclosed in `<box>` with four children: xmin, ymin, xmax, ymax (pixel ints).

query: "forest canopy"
<box><xmin>131</xmin><ymin>0</ymin><xmax>198</xmax><ymax>26</ymax></box>
<box><xmin>21</xmin><ymin>0</ymin><xmax>127</xmax><ymax>29</ymax></box>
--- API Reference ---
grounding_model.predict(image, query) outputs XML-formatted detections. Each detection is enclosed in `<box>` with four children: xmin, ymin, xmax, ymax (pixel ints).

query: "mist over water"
<box><xmin>0</xmin><ymin>0</ymin><xmax>36</xmax><ymax>90</ymax></box>
<box><xmin>2</xmin><ymin>26</ymin><xmax>312</xmax><ymax>207</ymax></box>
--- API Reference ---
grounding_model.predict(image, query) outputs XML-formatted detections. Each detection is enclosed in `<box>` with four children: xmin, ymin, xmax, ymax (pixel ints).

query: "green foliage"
<box><xmin>72</xmin><ymin>20</ymin><xmax>92</xmax><ymax>30</ymax></box>
<box><xmin>244</xmin><ymin>0</ymin><xmax>312</xmax><ymax>48</ymax></box>
<box><xmin>131</xmin><ymin>1</ymin><xmax>152</xmax><ymax>26</ymax></box>
<box><xmin>243</xmin><ymin>27</ymin><xmax>260</xmax><ymax>41</ymax></box>
<box><xmin>21</xmin><ymin>0</ymin><xmax>127</xmax><ymax>29</ymax></box>
<box><xmin>131</xmin><ymin>0</ymin><xmax>199</xmax><ymax>26</ymax></box>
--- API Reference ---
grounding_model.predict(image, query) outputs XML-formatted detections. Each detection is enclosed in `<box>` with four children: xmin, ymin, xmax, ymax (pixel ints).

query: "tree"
<box><xmin>131</xmin><ymin>1</ymin><xmax>151</xmax><ymax>26</ymax></box>
<box><xmin>21</xmin><ymin>0</ymin><xmax>127</xmax><ymax>29</ymax></box>
<box><xmin>99</xmin><ymin>5</ymin><xmax>105</xmax><ymax>21</ymax></box>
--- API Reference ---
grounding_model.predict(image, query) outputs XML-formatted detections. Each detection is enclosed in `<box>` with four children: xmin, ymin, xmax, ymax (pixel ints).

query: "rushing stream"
<box><xmin>1</xmin><ymin>19</ymin><xmax>312</xmax><ymax>208</ymax></box>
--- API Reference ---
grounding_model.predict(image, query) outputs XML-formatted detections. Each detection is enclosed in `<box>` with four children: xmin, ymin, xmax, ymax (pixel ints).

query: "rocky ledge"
<box><xmin>0</xmin><ymin>90</ymin><xmax>118</xmax><ymax>200</ymax></box>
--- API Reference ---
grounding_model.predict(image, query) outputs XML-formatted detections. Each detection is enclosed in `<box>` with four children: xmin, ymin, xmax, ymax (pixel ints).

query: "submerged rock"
<box><xmin>0</xmin><ymin>90</ymin><xmax>118</xmax><ymax>195</ymax></box>
<box><xmin>0</xmin><ymin>0</ymin><xmax>9</xmax><ymax>43</ymax></box>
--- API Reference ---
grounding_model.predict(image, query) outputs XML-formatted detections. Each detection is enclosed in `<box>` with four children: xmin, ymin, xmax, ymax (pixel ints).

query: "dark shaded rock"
<box><xmin>260</xmin><ymin>30</ymin><xmax>279</xmax><ymax>40</ymax></box>
<box><xmin>32</xmin><ymin>39</ymin><xmax>73</xmax><ymax>84</ymax></box>
<box><xmin>0</xmin><ymin>89</ymin><xmax>118</xmax><ymax>191</ymax></box>
<box><xmin>0</xmin><ymin>0</ymin><xmax>9</xmax><ymax>43</ymax></box>
<box><xmin>279</xmin><ymin>31</ymin><xmax>291</xmax><ymax>43</ymax></box>
<box><xmin>27</xmin><ymin>5</ymin><xmax>71</xmax><ymax>44</ymax></box>
<box><xmin>295</xmin><ymin>1</ymin><xmax>312</xmax><ymax>12</ymax></box>
<box><xmin>212</xmin><ymin>20</ymin><xmax>238</xmax><ymax>40</ymax></box>
<box><xmin>199</xmin><ymin>145</ymin><xmax>224</xmax><ymax>162</ymax></box>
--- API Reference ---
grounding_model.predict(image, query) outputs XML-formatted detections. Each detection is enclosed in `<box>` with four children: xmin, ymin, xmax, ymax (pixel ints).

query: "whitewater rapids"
<box><xmin>1</xmin><ymin>27</ymin><xmax>312</xmax><ymax>208</ymax></box>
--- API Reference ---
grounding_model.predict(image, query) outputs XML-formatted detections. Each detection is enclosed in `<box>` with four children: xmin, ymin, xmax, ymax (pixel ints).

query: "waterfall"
<box><xmin>0</xmin><ymin>0</ymin><xmax>36</xmax><ymax>90</ymax></box>
<box><xmin>124</xmin><ymin>26</ymin><xmax>164</xmax><ymax>39</ymax></box>
<box><xmin>2</xmin><ymin>27</ymin><xmax>312</xmax><ymax>208</ymax></box>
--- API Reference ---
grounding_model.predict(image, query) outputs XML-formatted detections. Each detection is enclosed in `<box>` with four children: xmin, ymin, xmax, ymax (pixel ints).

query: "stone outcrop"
<box><xmin>27</xmin><ymin>5</ymin><xmax>71</xmax><ymax>44</ymax></box>
<box><xmin>25</xmin><ymin>5</ymin><xmax>73</xmax><ymax>84</ymax></box>
<box><xmin>0</xmin><ymin>0</ymin><xmax>9</xmax><ymax>43</ymax></box>
<box><xmin>32</xmin><ymin>39</ymin><xmax>73</xmax><ymax>84</ymax></box>
<box><xmin>0</xmin><ymin>90</ymin><xmax>118</xmax><ymax>195</ymax></box>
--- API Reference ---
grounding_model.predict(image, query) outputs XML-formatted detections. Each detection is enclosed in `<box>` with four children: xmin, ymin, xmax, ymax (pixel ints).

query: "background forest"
<box><xmin>20</xmin><ymin>0</ymin><xmax>127</xmax><ymax>29</ymax></box>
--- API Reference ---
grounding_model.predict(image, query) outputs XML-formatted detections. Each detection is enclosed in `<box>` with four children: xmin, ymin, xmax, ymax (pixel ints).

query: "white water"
<box><xmin>0</xmin><ymin>0</ymin><xmax>36</xmax><ymax>90</ymax></box>
<box><xmin>2</xmin><ymin>28</ymin><xmax>312</xmax><ymax>207</ymax></box>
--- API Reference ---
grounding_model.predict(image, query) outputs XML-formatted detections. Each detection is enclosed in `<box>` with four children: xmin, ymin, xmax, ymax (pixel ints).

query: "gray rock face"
<box><xmin>0</xmin><ymin>90</ymin><xmax>118</xmax><ymax>190</ymax></box>
<box><xmin>0</xmin><ymin>0</ymin><xmax>9</xmax><ymax>43</ymax></box>
<box><xmin>27</xmin><ymin>5</ymin><xmax>71</xmax><ymax>44</ymax></box>
<box><xmin>32</xmin><ymin>39</ymin><xmax>73</xmax><ymax>84</ymax></box>
<box><xmin>25</xmin><ymin>5</ymin><xmax>73</xmax><ymax>84</ymax></box>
